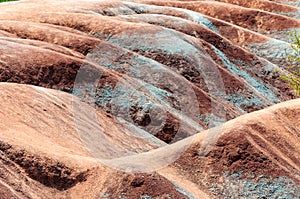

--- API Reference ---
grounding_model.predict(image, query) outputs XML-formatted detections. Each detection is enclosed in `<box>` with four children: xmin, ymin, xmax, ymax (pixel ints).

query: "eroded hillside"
<box><xmin>0</xmin><ymin>0</ymin><xmax>299</xmax><ymax>198</ymax></box>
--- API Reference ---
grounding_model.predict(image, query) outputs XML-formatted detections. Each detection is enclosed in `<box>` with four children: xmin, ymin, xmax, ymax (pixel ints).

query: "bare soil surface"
<box><xmin>0</xmin><ymin>0</ymin><xmax>299</xmax><ymax>198</ymax></box>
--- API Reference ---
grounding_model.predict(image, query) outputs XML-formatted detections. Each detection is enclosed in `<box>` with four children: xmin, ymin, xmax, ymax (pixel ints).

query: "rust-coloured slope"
<box><xmin>170</xmin><ymin>98</ymin><xmax>300</xmax><ymax>197</ymax></box>
<box><xmin>0</xmin><ymin>83</ymin><xmax>299</xmax><ymax>198</ymax></box>
<box><xmin>0</xmin><ymin>83</ymin><xmax>187</xmax><ymax>198</ymax></box>
<box><xmin>0</xmin><ymin>0</ymin><xmax>300</xmax><ymax>198</ymax></box>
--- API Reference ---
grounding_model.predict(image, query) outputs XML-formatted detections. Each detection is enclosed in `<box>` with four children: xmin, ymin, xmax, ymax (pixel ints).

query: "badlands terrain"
<box><xmin>0</xmin><ymin>0</ymin><xmax>300</xmax><ymax>198</ymax></box>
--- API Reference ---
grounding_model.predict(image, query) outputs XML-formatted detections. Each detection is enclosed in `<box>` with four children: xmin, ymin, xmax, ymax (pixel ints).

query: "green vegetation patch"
<box><xmin>280</xmin><ymin>30</ymin><xmax>300</xmax><ymax>96</ymax></box>
<box><xmin>0</xmin><ymin>0</ymin><xmax>17</xmax><ymax>2</ymax></box>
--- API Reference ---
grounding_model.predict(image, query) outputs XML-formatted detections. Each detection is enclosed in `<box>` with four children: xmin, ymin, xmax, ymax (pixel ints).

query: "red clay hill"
<box><xmin>0</xmin><ymin>0</ymin><xmax>299</xmax><ymax>198</ymax></box>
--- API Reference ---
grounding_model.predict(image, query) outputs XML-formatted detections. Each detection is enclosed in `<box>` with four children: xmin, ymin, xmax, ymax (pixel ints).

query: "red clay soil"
<box><xmin>172</xmin><ymin>0</ymin><xmax>298</xmax><ymax>12</ymax></box>
<box><xmin>0</xmin><ymin>83</ymin><xmax>189</xmax><ymax>198</ymax></box>
<box><xmin>140</xmin><ymin>0</ymin><xmax>300</xmax><ymax>33</ymax></box>
<box><xmin>0</xmin><ymin>0</ymin><xmax>299</xmax><ymax>198</ymax></box>
<box><xmin>0</xmin><ymin>81</ymin><xmax>299</xmax><ymax>198</ymax></box>
<box><xmin>172</xmin><ymin>99</ymin><xmax>300</xmax><ymax>197</ymax></box>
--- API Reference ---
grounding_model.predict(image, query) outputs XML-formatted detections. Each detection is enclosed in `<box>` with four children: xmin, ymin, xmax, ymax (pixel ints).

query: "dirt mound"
<box><xmin>0</xmin><ymin>83</ymin><xmax>189</xmax><ymax>198</ymax></box>
<box><xmin>0</xmin><ymin>82</ymin><xmax>299</xmax><ymax>198</ymax></box>
<box><xmin>170</xmin><ymin>98</ymin><xmax>300</xmax><ymax>197</ymax></box>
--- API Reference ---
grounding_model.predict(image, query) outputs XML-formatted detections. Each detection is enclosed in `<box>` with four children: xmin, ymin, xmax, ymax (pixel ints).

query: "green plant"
<box><xmin>280</xmin><ymin>30</ymin><xmax>300</xmax><ymax>96</ymax></box>
<box><xmin>0</xmin><ymin>0</ymin><xmax>16</xmax><ymax>2</ymax></box>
